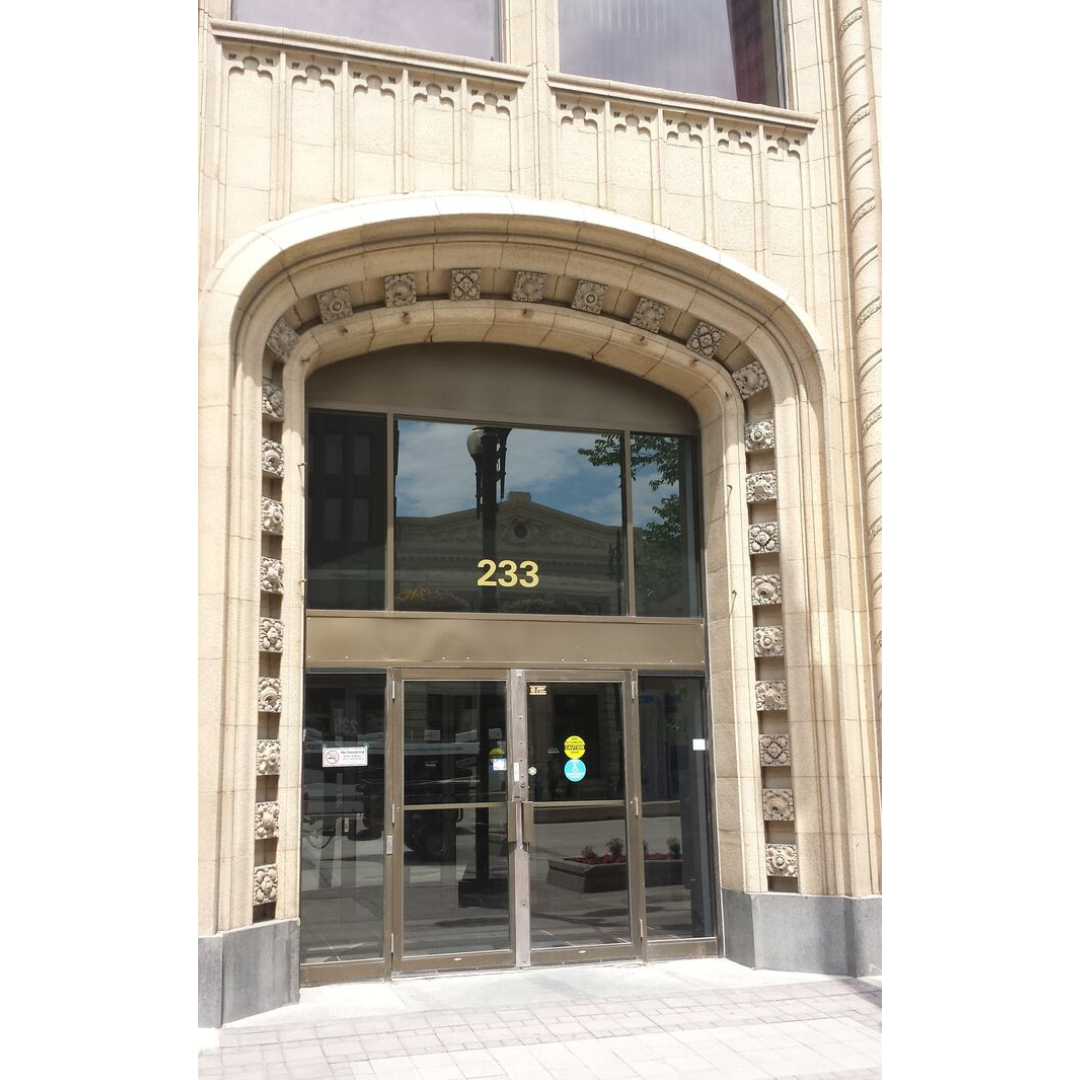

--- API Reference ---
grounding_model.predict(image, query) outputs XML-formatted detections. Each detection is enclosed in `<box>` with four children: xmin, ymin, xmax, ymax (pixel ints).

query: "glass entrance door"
<box><xmin>518</xmin><ymin>674</ymin><xmax>641</xmax><ymax>964</ymax></box>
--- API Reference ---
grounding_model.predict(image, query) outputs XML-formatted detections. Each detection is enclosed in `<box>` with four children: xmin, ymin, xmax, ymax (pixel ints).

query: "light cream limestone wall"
<box><xmin>197</xmin><ymin>1</ymin><xmax>883</xmax><ymax>936</ymax></box>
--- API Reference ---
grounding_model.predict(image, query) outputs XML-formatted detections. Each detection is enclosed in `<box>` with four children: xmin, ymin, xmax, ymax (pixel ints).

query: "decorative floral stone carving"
<box><xmin>733</xmin><ymin>361</ymin><xmax>770</xmax><ymax>399</ymax></box>
<box><xmin>259</xmin><ymin>618</ymin><xmax>284</xmax><ymax>653</ymax></box>
<box><xmin>266</xmin><ymin>318</ymin><xmax>298</xmax><ymax>360</ymax></box>
<box><xmin>754</xmin><ymin>626</ymin><xmax>784</xmax><ymax>656</ymax></box>
<box><xmin>746</xmin><ymin>471</ymin><xmax>778</xmax><ymax>502</ymax></box>
<box><xmin>255</xmin><ymin>801</ymin><xmax>280</xmax><ymax>839</ymax></box>
<box><xmin>384</xmin><ymin>273</ymin><xmax>416</xmax><ymax>306</ymax></box>
<box><xmin>512</xmin><ymin>270</ymin><xmax>547</xmax><ymax>302</ymax></box>
<box><xmin>572</xmin><ymin>280</ymin><xmax>606</xmax><ymax>314</ymax></box>
<box><xmin>756</xmin><ymin>681</ymin><xmax>788</xmax><ymax>711</ymax></box>
<box><xmin>686</xmin><ymin>320</ymin><xmax>726</xmax><ymax>358</ymax></box>
<box><xmin>751</xmin><ymin>575</ymin><xmax>782</xmax><ymax>605</ymax></box>
<box><xmin>258</xmin><ymin>677</ymin><xmax>282</xmax><ymax>713</ymax></box>
<box><xmin>261</xmin><ymin>439</ymin><xmax>284</xmax><ymax>478</ymax></box>
<box><xmin>253</xmin><ymin>864</ymin><xmax>278</xmax><ymax>905</ymax></box>
<box><xmin>260</xmin><ymin>557</ymin><xmax>284</xmax><ymax>594</ymax></box>
<box><xmin>765</xmin><ymin>844</ymin><xmax>798</xmax><ymax>877</ymax></box>
<box><xmin>748</xmin><ymin>522</ymin><xmax>780</xmax><ymax>555</ymax></box>
<box><xmin>745</xmin><ymin>420</ymin><xmax>776</xmax><ymax>453</ymax></box>
<box><xmin>256</xmin><ymin>740</ymin><xmax>282</xmax><ymax>775</ymax></box>
<box><xmin>317</xmin><ymin>286</ymin><xmax>353</xmax><ymax>323</ymax></box>
<box><xmin>759</xmin><ymin>734</ymin><xmax>790</xmax><ymax>767</ymax></box>
<box><xmin>262</xmin><ymin>380</ymin><xmax>284</xmax><ymax>421</ymax></box>
<box><xmin>763</xmin><ymin>789</ymin><xmax>795</xmax><ymax>821</ymax></box>
<box><xmin>450</xmin><ymin>268</ymin><xmax>481</xmax><ymax>300</ymax></box>
<box><xmin>261</xmin><ymin>497</ymin><xmax>284</xmax><ymax>535</ymax></box>
<box><xmin>630</xmin><ymin>297</ymin><xmax>667</xmax><ymax>332</ymax></box>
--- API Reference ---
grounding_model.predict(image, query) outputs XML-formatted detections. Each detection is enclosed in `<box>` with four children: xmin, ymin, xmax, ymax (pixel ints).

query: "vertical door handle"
<box><xmin>507</xmin><ymin>803</ymin><xmax>519</xmax><ymax>844</ymax></box>
<box><xmin>522</xmin><ymin>802</ymin><xmax>535</xmax><ymax>847</ymax></box>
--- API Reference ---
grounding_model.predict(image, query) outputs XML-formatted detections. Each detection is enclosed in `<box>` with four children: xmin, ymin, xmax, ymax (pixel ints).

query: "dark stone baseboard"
<box><xmin>198</xmin><ymin>919</ymin><xmax>300</xmax><ymax>1027</ymax></box>
<box><xmin>721</xmin><ymin>888</ymin><xmax>881</xmax><ymax>977</ymax></box>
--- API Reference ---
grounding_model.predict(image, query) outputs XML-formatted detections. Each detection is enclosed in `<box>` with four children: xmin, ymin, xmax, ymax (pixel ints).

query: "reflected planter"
<box><xmin>547</xmin><ymin>858</ymin><xmax>683</xmax><ymax>893</ymax></box>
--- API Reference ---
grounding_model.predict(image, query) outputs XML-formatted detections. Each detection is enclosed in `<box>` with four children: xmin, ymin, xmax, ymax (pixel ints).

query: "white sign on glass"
<box><xmin>322</xmin><ymin>746</ymin><xmax>369</xmax><ymax>767</ymax></box>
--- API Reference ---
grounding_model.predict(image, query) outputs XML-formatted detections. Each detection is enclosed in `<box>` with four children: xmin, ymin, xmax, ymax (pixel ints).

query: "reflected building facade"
<box><xmin>198</xmin><ymin>1</ymin><xmax>883</xmax><ymax>1025</ymax></box>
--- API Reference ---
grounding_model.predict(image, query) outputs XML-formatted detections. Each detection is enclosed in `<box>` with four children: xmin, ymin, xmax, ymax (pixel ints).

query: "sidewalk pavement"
<box><xmin>198</xmin><ymin>957</ymin><xmax>881</xmax><ymax>1080</ymax></box>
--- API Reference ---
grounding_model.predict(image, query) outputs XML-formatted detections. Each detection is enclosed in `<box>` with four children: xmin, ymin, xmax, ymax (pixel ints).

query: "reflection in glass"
<box><xmin>526</xmin><ymin>683</ymin><xmax>631</xmax><ymax>949</ymax></box>
<box><xmin>300</xmin><ymin>675</ymin><xmax>386</xmax><ymax>964</ymax></box>
<box><xmin>629</xmin><ymin>434</ymin><xmax>700</xmax><ymax>617</ymax></box>
<box><xmin>307</xmin><ymin>411</ymin><xmax>387</xmax><ymax>610</ymax></box>
<box><xmin>395</xmin><ymin>420</ymin><xmax>626</xmax><ymax>614</ymax></box>
<box><xmin>403</xmin><ymin>682</ymin><xmax>507</xmax><ymax>807</ymax></box>
<box><xmin>558</xmin><ymin>0</ymin><xmax>780</xmax><ymax>107</ymax></box>
<box><xmin>233</xmin><ymin>1</ymin><xmax>502</xmax><ymax>62</ymax></box>
<box><xmin>402</xmin><ymin>805</ymin><xmax>510</xmax><ymax>955</ymax></box>
<box><xmin>639</xmin><ymin>676</ymin><xmax>715</xmax><ymax>940</ymax></box>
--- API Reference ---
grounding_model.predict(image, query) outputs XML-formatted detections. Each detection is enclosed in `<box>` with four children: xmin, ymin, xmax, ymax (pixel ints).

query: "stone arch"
<box><xmin>199</xmin><ymin>193</ymin><xmax>879</xmax><ymax>939</ymax></box>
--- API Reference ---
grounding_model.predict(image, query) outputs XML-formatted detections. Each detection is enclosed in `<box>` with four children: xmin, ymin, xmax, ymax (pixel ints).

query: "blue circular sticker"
<box><xmin>564</xmin><ymin>758</ymin><xmax>586</xmax><ymax>783</ymax></box>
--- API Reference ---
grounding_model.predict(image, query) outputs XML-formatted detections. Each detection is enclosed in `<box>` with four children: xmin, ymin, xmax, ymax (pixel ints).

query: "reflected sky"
<box><xmin>396</xmin><ymin>421</ymin><xmax>623</xmax><ymax>525</ymax></box>
<box><xmin>233</xmin><ymin>0</ymin><xmax>501</xmax><ymax>60</ymax></box>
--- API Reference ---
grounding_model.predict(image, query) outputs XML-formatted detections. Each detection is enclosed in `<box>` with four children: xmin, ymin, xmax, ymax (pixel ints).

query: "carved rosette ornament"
<box><xmin>759</xmin><ymin>734</ymin><xmax>790</xmax><ymax>767</ymax></box>
<box><xmin>630</xmin><ymin>297</ymin><xmax>667</xmax><ymax>332</ymax></box>
<box><xmin>317</xmin><ymin>286</ymin><xmax>353</xmax><ymax>323</ymax></box>
<box><xmin>266</xmin><ymin>318</ymin><xmax>298</xmax><ymax>360</ymax></box>
<box><xmin>733</xmin><ymin>361</ymin><xmax>769</xmax><ymax>399</ymax></box>
<box><xmin>745</xmin><ymin>420</ymin><xmax>776</xmax><ymax>453</ymax></box>
<box><xmin>512</xmin><ymin>270</ymin><xmax>547</xmax><ymax>303</ymax></box>
<box><xmin>746</xmin><ymin>471</ymin><xmax>778</xmax><ymax>503</ymax></box>
<box><xmin>748</xmin><ymin>522</ymin><xmax>780</xmax><ymax>555</ymax></box>
<box><xmin>256</xmin><ymin>740</ymin><xmax>282</xmax><ymax>776</ymax></box>
<box><xmin>258</xmin><ymin>677</ymin><xmax>283</xmax><ymax>713</ymax></box>
<box><xmin>384</xmin><ymin>273</ymin><xmax>416</xmax><ymax>306</ymax></box>
<box><xmin>253</xmin><ymin>864</ymin><xmax>278</xmax><ymax>905</ymax></box>
<box><xmin>765</xmin><ymin>844</ymin><xmax>798</xmax><ymax>877</ymax></box>
<box><xmin>254</xmin><ymin>801</ymin><xmax>280</xmax><ymax>839</ymax></box>
<box><xmin>763</xmin><ymin>789</ymin><xmax>795</xmax><ymax>821</ymax></box>
<box><xmin>261</xmin><ymin>498</ymin><xmax>284</xmax><ymax>536</ymax></box>
<box><xmin>572</xmin><ymin>280</ymin><xmax>606</xmax><ymax>314</ymax></box>
<box><xmin>261</xmin><ymin>380</ymin><xmax>284</xmax><ymax>421</ymax></box>
<box><xmin>751</xmin><ymin>575</ymin><xmax>782</xmax><ymax>605</ymax></box>
<box><xmin>450</xmin><ymin>269</ymin><xmax>481</xmax><ymax>300</ymax></box>
<box><xmin>260</xmin><ymin>557</ymin><xmax>284</xmax><ymax>594</ymax></box>
<box><xmin>756</xmin><ymin>681</ymin><xmax>788</xmax><ymax>711</ymax></box>
<box><xmin>261</xmin><ymin>439</ymin><xmax>284</xmax><ymax>479</ymax></box>
<box><xmin>259</xmin><ymin>618</ymin><xmax>285</xmax><ymax>653</ymax></box>
<box><xmin>686</xmin><ymin>321</ymin><xmax>725</xmax><ymax>359</ymax></box>
<box><xmin>753</xmin><ymin>626</ymin><xmax>784</xmax><ymax>656</ymax></box>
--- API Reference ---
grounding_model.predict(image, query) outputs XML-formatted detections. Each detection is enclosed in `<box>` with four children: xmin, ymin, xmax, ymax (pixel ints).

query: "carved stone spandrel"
<box><xmin>266</xmin><ymin>318</ymin><xmax>298</xmax><ymax>360</ymax></box>
<box><xmin>746</xmin><ymin>471</ymin><xmax>778</xmax><ymax>502</ymax></box>
<box><xmin>261</xmin><ymin>380</ymin><xmax>284</xmax><ymax>421</ymax></box>
<box><xmin>753</xmin><ymin>626</ymin><xmax>784</xmax><ymax>656</ymax></box>
<box><xmin>763</xmin><ymin>789</ymin><xmax>795</xmax><ymax>821</ymax></box>
<box><xmin>450</xmin><ymin>269</ymin><xmax>481</xmax><ymax>300</ymax></box>
<box><xmin>733</xmin><ymin>361</ymin><xmax>769</xmax><ymax>399</ymax></box>
<box><xmin>745</xmin><ymin>420</ymin><xmax>775</xmax><ymax>452</ymax></box>
<box><xmin>384</xmin><ymin>273</ymin><xmax>416</xmax><ymax>306</ymax></box>
<box><xmin>759</xmin><ymin>734</ymin><xmax>790</xmax><ymax>766</ymax></box>
<box><xmin>261</xmin><ymin>439</ymin><xmax>284</xmax><ymax>478</ymax></box>
<box><xmin>255</xmin><ymin>801</ymin><xmax>280</xmax><ymax>840</ymax></box>
<box><xmin>261</xmin><ymin>498</ymin><xmax>284</xmax><ymax>535</ymax></box>
<box><xmin>259</xmin><ymin>618</ymin><xmax>284</xmax><ymax>653</ymax></box>
<box><xmin>260</xmin><ymin>558</ymin><xmax>284</xmax><ymax>594</ymax></box>
<box><xmin>572</xmin><ymin>280</ymin><xmax>606</xmax><ymax>314</ymax></box>
<box><xmin>256</xmin><ymin>740</ymin><xmax>281</xmax><ymax>775</ymax></box>
<box><xmin>686</xmin><ymin>320</ymin><xmax>725</xmax><ymax>358</ymax></box>
<box><xmin>751</xmin><ymin>575</ymin><xmax>782</xmax><ymax>605</ymax></box>
<box><xmin>748</xmin><ymin>522</ymin><xmax>780</xmax><ymax>555</ymax></box>
<box><xmin>258</xmin><ymin>677</ymin><xmax>282</xmax><ymax>713</ymax></box>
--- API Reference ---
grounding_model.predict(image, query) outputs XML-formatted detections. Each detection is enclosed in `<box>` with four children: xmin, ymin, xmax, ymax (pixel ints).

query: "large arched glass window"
<box><xmin>558</xmin><ymin>0</ymin><xmax>782</xmax><ymax>106</ymax></box>
<box><xmin>232</xmin><ymin>0</ymin><xmax>503</xmax><ymax>62</ymax></box>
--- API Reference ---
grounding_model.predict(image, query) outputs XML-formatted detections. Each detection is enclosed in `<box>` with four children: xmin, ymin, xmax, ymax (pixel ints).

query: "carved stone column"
<box><xmin>835</xmin><ymin>1</ymin><xmax>881</xmax><ymax>719</ymax></box>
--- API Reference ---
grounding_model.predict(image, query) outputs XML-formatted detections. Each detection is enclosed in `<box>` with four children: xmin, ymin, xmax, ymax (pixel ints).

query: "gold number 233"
<box><xmin>477</xmin><ymin>559</ymin><xmax>539</xmax><ymax>588</ymax></box>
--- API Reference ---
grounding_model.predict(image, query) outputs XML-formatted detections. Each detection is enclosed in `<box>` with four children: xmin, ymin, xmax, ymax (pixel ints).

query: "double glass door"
<box><xmin>300</xmin><ymin>669</ymin><xmax>715</xmax><ymax>982</ymax></box>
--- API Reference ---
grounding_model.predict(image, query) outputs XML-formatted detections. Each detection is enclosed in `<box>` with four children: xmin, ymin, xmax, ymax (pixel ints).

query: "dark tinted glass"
<box><xmin>558</xmin><ymin>0</ymin><xmax>780</xmax><ymax>106</ymax></box>
<box><xmin>638</xmin><ymin>676</ymin><xmax>715</xmax><ymax>939</ymax></box>
<box><xmin>307</xmin><ymin>411</ymin><xmax>387</xmax><ymax>610</ymax></box>
<box><xmin>395</xmin><ymin>420</ymin><xmax>626</xmax><ymax>614</ymax></box>
<box><xmin>630</xmin><ymin>434</ymin><xmax>700</xmax><ymax>617</ymax></box>
<box><xmin>233</xmin><ymin>1</ymin><xmax>502</xmax><ymax>61</ymax></box>
<box><xmin>300</xmin><ymin>674</ymin><xmax>387</xmax><ymax>964</ymax></box>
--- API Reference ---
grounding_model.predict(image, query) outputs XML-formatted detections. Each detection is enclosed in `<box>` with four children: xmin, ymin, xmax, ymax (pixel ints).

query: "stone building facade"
<box><xmin>198</xmin><ymin>0</ymin><xmax>882</xmax><ymax>1026</ymax></box>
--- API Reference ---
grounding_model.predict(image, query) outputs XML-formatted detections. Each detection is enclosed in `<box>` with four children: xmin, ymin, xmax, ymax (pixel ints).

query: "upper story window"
<box><xmin>559</xmin><ymin>0</ymin><xmax>782</xmax><ymax>106</ymax></box>
<box><xmin>232</xmin><ymin>1</ymin><xmax>503</xmax><ymax>62</ymax></box>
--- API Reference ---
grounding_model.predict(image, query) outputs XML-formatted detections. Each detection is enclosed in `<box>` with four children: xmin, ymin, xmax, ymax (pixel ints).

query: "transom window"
<box><xmin>306</xmin><ymin>411</ymin><xmax>702</xmax><ymax>617</ymax></box>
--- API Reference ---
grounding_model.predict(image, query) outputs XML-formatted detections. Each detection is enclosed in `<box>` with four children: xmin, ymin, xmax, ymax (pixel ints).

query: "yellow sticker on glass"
<box><xmin>564</xmin><ymin>735</ymin><xmax>585</xmax><ymax>759</ymax></box>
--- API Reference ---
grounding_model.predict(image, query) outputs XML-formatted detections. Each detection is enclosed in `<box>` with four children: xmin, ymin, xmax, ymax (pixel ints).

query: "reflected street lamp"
<box><xmin>466</xmin><ymin>426</ymin><xmax>511</xmax><ymax>614</ymax></box>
